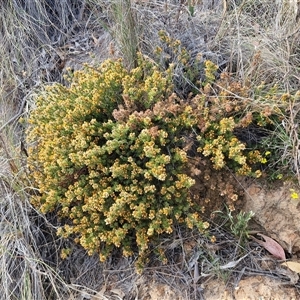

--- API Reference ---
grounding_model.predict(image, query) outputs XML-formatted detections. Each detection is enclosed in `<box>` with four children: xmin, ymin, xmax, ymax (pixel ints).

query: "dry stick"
<box><xmin>77</xmin><ymin>0</ymin><xmax>86</xmax><ymax>22</ymax></box>
<box><xmin>175</xmin><ymin>0</ymin><xmax>184</xmax><ymax>23</ymax></box>
<box><xmin>0</xmin><ymin>96</ymin><xmax>27</xmax><ymax>134</ymax></box>
<box><xmin>0</xmin><ymin>90</ymin><xmax>28</xmax><ymax>173</ymax></box>
<box><xmin>0</xmin><ymin>134</ymin><xmax>19</xmax><ymax>174</ymax></box>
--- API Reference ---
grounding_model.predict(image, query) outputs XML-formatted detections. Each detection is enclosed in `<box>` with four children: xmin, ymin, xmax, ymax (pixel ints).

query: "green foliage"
<box><xmin>227</xmin><ymin>209</ymin><xmax>255</xmax><ymax>241</ymax></box>
<box><xmin>27</xmin><ymin>54</ymin><xmax>208</xmax><ymax>268</ymax></box>
<box><xmin>187</xmin><ymin>0</ymin><xmax>195</xmax><ymax>17</ymax></box>
<box><xmin>204</xmin><ymin>60</ymin><xmax>218</xmax><ymax>84</ymax></box>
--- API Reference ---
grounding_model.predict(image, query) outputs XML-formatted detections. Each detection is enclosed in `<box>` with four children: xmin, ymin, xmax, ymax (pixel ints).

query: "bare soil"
<box><xmin>142</xmin><ymin>276</ymin><xmax>300</xmax><ymax>300</ymax></box>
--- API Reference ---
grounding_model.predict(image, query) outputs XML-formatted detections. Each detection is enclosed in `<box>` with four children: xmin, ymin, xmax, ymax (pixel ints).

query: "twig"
<box><xmin>0</xmin><ymin>96</ymin><xmax>27</xmax><ymax>133</ymax></box>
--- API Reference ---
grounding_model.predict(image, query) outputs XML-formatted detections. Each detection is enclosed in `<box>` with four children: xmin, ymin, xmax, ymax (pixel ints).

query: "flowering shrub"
<box><xmin>27</xmin><ymin>49</ymin><xmax>286</xmax><ymax>268</ymax></box>
<box><xmin>193</xmin><ymin>70</ymin><xmax>290</xmax><ymax>178</ymax></box>
<box><xmin>27</xmin><ymin>55</ymin><xmax>208</xmax><ymax>268</ymax></box>
<box><xmin>191</xmin><ymin>99</ymin><xmax>263</xmax><ymax>177</ymax></box>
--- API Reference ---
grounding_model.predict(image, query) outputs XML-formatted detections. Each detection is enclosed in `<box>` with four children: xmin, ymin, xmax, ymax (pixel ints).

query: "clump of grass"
<box><xmin>216</xmin><ymin>0</ymin><xmax>300</xmax><ymax>91</ymax></box>
<box><xmin>258</xmin><ymin>91</ymin><xmax>300</xmax><ymax>183</ymax></box>
<box><xmin>0</xmin><ymin>1</ymin><xmax>96</xmax><ymax>299</ymax></box>
<box><xmin>0</xmin><ymin>177</ymin><xmax>71</xmax><ymax>299</ymax></box>
<box><xmin>110</xmin><ymin>0</ymin><xmax>139</xmax><ymax>69</ymax></box>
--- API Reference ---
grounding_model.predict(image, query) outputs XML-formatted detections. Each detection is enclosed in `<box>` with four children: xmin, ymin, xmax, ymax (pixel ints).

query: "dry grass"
<box><xmin>0</xmin><ymin>1</ymin><xmax>93</xmax><ymax>299</ymax></box>
<box><xmin>0</xmin><ymin>180</ymin><xmax>67</xmax><ymax>299</ymax></box>
<box><xmin>0</xmin><ymin>0</ymin><xmax>300</xmax><ymax>299</ymax></box>
<box><xmin>217</xmin><ymin>0</ymin><xmax>300</xmax><ymax>91</ymax></box>
<box><xmin>110</xmin><ymin>0</ymin><xmax>139</xmax><ymax>69</ymax></box>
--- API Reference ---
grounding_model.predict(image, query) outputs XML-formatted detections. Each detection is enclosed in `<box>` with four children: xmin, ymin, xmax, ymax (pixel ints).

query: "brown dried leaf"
<box><xmin>251</xmin><ymin>233</ymin><xmax>286</xmax><ymax>260</ymax></box>
<box><xmin>282</xmin><ymin>261</ymin><xmax>300</xmax><ymax>274</ymax></box>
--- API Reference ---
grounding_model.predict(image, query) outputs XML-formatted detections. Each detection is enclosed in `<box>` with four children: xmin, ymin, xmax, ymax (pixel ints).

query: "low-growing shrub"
<box><xmin>27</xmin><ymin>54</ymin><xmax>208</xmax><ymax>268</ymax></box>
<box><xmin>194</xmin><ymin>71</ymin><xmax>292</xmax><ymax>178</ymax></box>
<box><xmin>27</xmin><ymin>49</ymin><xmax>290</xmax><ymax>268</ymax></box>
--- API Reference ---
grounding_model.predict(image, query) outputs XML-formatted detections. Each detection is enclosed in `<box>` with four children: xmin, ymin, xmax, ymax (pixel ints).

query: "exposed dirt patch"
<box><xmin>244</xmin><ymin>181</ymin><xmax>300</xmax><ymax>258</ymax></box>
<box><xmin>203</xmin><ymin>276</ymin><xmax>300</xmax><ymax>300</ymax></box>
<box><xmin>141</xmin><ymin>282</ymin><xmax>184</xmax><ymax>300</ymax></box>
<box><xmin>234</xmin><ymin>276</ymin><xmax>299</xmax><ymax>300</ymax></box>
<box><xmin>135</xmin><ymin>275</ymin><xmax>300</xmax><ymax>300</ymax></box>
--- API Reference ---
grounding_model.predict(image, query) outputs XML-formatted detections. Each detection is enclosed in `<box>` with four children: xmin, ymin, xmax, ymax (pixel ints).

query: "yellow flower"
<box><xmin>290</xmin><ymin>189</ymin><xmax>299</xmax><ymax>199</ymax></box>
<box><xmin>291</xmin><ymin>192</ymin><xmax>299</xmax><ymax>199</ymax></box>
<box><xmin>203</xmin><ymin>222</ymin><xmax>210</xmax><ymax>229</ymax></box>
<box><xmin>260</xmin><ymin>158</ymin><xmax>267</xmax><ymax>164</ymax></box>
<box><xmin>255</xmin><ymin>170</ymin><xmax>262</xmax><ymax>178</ymax></box>
<box><xmin>210</xmin><ymin>235</ymin><xmax>216</xmax><ymax>243</ymax></box>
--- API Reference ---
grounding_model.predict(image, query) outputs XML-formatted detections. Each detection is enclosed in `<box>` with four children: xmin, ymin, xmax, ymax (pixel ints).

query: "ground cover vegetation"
<box><xmin>1</xmin><ymin>0</ymin><xmax>300</xmax><ymax>299</ymax></box>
